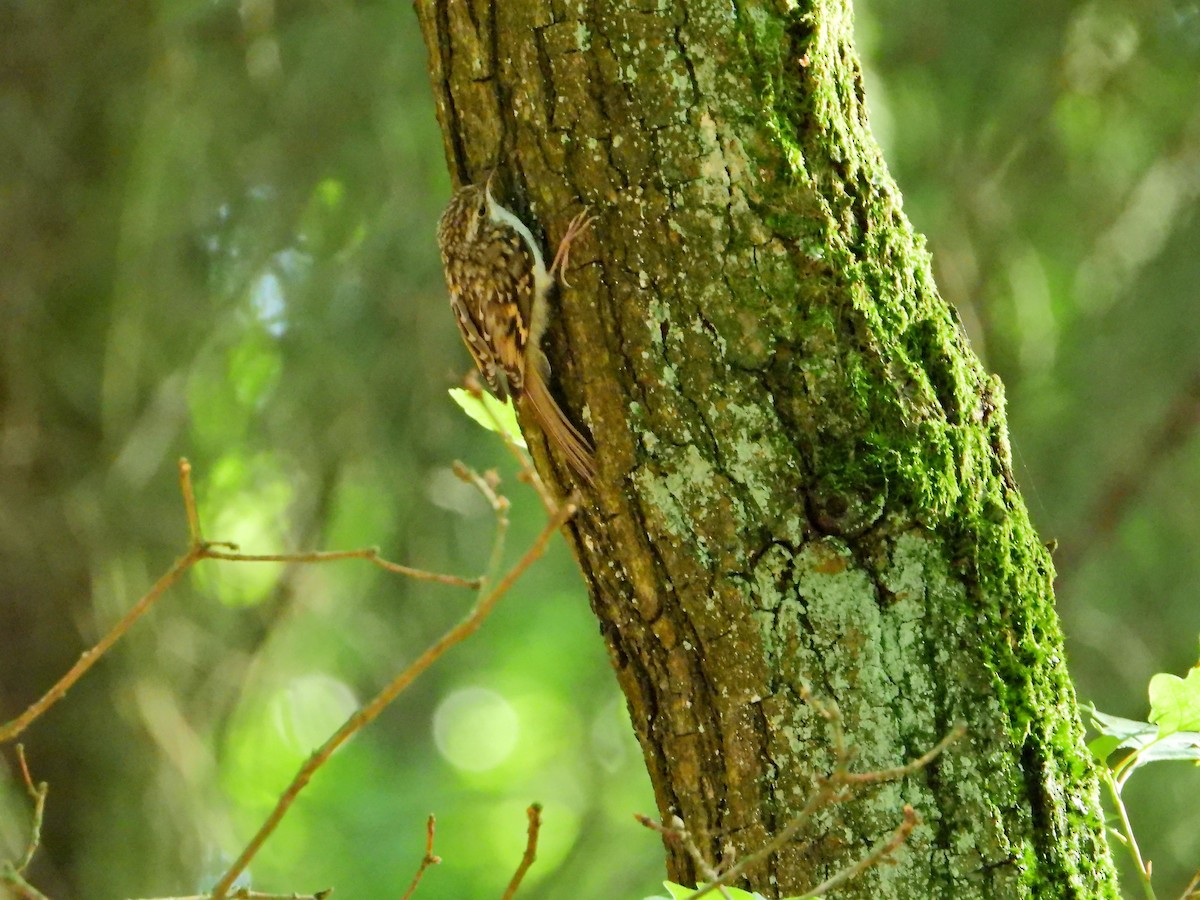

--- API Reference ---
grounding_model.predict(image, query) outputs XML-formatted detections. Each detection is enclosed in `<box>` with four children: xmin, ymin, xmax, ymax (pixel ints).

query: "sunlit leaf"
<box><xmin>1148</xmin><ymin>669</ymin><xmax>1200</xmax><ymax>736</ymax></box>
<box><xmin>1087</xmin><ymin>704</ymin><xmax>1200</xmax><ymax>770</ymax></box>
<box><xmin>449</xmin><ymin>387</ymin><xmax>526</xmax><ymax>447</ymax></box>
<box><xmin>662</xmin><ymin>882</ymin><xmax>767</xmax><ymax>900</ymax></box>
<box><xmin>1087</xmin><ymin>706</ymin><xmax>1156</xmax><ymax>744</ymax></box>
<box><xmin>1134</xmin><ymin>732</ymin><xmax>1200</xmax><ymax>764</ymax></box>
<box><xmin>1088</xmin><ymin>735</ymin><xmax>1121</xmax><ymax>763</ymax></box>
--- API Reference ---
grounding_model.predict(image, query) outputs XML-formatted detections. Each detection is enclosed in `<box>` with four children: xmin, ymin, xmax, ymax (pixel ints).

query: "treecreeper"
<box><xmin>437</xmin><ymin>174</ymin><xmax>596</xmax><ymax>483</ymax></box>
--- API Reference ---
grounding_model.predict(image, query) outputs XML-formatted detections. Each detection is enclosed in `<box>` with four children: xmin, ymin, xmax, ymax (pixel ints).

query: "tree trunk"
<box><xmin>413</xmin><ymin>1</ymin><xmax>1120</xmax><ymax>896</ymax></box>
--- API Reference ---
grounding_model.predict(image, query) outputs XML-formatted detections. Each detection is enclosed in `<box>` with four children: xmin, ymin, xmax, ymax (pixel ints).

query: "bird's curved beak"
<box><xmin>483</xmin><ymin>169</ymin><xmax>497</xmax><ymax>202</ymax></box>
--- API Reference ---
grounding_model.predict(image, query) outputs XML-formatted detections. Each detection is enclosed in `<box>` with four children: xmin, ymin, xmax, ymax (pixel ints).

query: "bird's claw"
<box><xmin>550</xmin><ymin>208</ymin><xmax>596</xmax><ymax>288</ymax></box>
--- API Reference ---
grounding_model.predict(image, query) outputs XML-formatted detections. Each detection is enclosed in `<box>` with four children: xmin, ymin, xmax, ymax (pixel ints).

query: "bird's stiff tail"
<box><xmin>522</xmin><ymin>371</ymin><xmax>596</xmax><ymax>483</ymax></box>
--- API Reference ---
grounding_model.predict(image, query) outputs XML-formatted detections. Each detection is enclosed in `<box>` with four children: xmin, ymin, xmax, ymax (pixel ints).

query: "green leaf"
<box><xmin>1088</xmin><ymin>735</ymin><xmax>1121</xmax><ymax>763</ymax></box>
<box><xmin>1148</xmin><ymin>669</ymin><xmax>1200</xmax><ymax>736</ymax></box>
<box><xmin>661</xmin><ymin>883</ymin><xmax>766</xmax><ymax>900</ymax></box>
<box><xmin>1085</xmin><ymin>707</ymin><xmax>1157</xmax><ymax>776</ymax></box>
<box><xmin>1134</xmin><ymin>731</ymin><xmax>1200</xmax><ymax>764</ymax></box>
<box><xmin>1087</xmin><ymin>706</ymin><xmax>1156</xmax><ymax>744</ymax></box>
<box><xmin>449</xmin><ymin>388</ymin><xmax>526</xmax><ymax>448</ymax></box>
<box><xmin>1087</xmin><ymin>704</ymin><xmax>1200</xmax><ymax>772</ymax></box>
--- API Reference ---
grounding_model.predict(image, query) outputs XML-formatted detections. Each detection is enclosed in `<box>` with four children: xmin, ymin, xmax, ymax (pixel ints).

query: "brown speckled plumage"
<box><xmin>437</xmin><ymin>177</ymin><xmax>595</xmax><ymax>482</ymax></box>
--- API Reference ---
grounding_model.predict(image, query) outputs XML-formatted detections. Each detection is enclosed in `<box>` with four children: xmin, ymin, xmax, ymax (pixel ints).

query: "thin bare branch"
<box><xmin>400</xmin><ymin>815</ymin><xmax>442</xmax><ymax>900</ymax></box>
<box><xmin>0</xmin><ymin>866</ymin><xmax>51</xmax><ymax>900</ymax></box>
<box><xmin>676</xmin><ymin>821</ymin><xmax>731</xmax><ymax>899</ymax></box>
<box><xmin>453</xmin><ymin>460</ymin><xmax>508</xmax><ymax>514</ymax></box>
<box><xmin>201</xmin><ymin>547</ymin><xmax>479</xmax><ymax>589</ymax></box>
<box><xmin>843</xmin><ymin>723</ymin><xmax>967</xmax><ymax>785</ymax></box>
<box><xmin>798</xmin><ymin>806</ymin><xmax>920</xmax><ymax>898</ymax></box>
<box><xmin>0</xmin><ymin>544</ymin><xmax>204</xmax><ymax>743</ymax></box>
<box><xmin>1177</xmin><ymin>867</ymin><xmax>1200</xmax><ymax>900</ymax></box>
<box><xmin>0</xmin><ymin>458</ymin><xmax>478</xmax><ymax>744</ymax></box>
<box><xmin>210</xmin><ymin>499</ymin><xmax>577</xmax><ymax>899</ymax></box>
<box><xmin>676</xmin><ymin>720</ymin><xmax>963</xmax><ymax>900</ymax></box>
<box><xmin>128</xmin><ymin>891</ymin><xmax>332</xmax><ymax>900</ymax></box>
<box><xmin>13</xmin><ymin>746</ymin><xmax>47</xmax><ymax>874</ymax></box>
<box><xmin>679</xmin><ymin>785</ymin><xmax>832</xmax><ymax>900</ymax></box>
<box><xmin>500</xmin><ymin>804</ymin><xmax>543</xmax><ymax>900</ymax></box>
<box><xmin>1</xmin><ymin>747</ymin><xmax>51</xmax><ymax>899</ymax></box>
<box><xmin>640</xmin><ymin>816</ymin><xmax>733</xmax><ymax>900</ymax></box>
<box><xmin>180</xmin><ymin>458</ymin><xmax>203</xmax><ymax>544</ymax></box>
<box><xmin>464</xmin><ymin>376</ymin><xmax>558</xmax><ymax>515</ymax></box>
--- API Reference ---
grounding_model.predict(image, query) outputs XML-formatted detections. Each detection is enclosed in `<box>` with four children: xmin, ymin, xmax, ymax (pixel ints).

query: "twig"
<box><xmin>673</xmin><ymin>818</ymin><xmax>732</xmax><ymax>900</ymax></box>
<box><xmin>180</xmin><ymin>458</ymin><xmax>202</xmax><ymax>544</ymax></box>
<box><xmin>798</xmin><ymin>806</ymin><xmax>920</xmax><ymax>898</ymax></box>
<box><xmin>0</xmin><ymin>459</ymin><xmax>478</xmax><ymax>744</ymax></box>
<box><xmin>466</xmin><ymin>377</ymin><xmax>557</xmax><ymax>515</ymax></box>
<box><xmin>1177</xmin><ymin>867</ymin><xmax>1200</xmax><ymax>900</ymax></box>
<box><xmin>128</xmin><ymin>892</ymin><xmax>332</xmax><ymax>900</ymax></box>
<box><xmin>500</xmin><ymin>804</ymin><xmax>543</xmax><ymax>900</ymax></box>
<box><xmin>635</xmin><ymin>816</ymin><xmax>732</xmax><ymax>900</ymax></box>
<box><xmin>452</xmin><ymin>460</ymin><xmax>508</xmax><ymax>514</ymax></box>
<box><xmin>1101</xmin><ymin>768</ymin><xmax>1157</xmax><ymax>900</ymax></box>
<box><xmin>201</xmin><ymin>547</ymin><xmax>479</xmax><ymax>589</ymax></box>
<box><xmin>0</xmin><ymin>867</ymin><xmax>51</xmax><ymax>900</ymax></box>
<box><xmin>13</xmin><ymin>746</ymin><xmax>48</xmax><ymax>874</ymax></box>
<box><xmin>399</xmin><ymin>815</ymin><xmax>441</xmax><ymax>900</ymax></box>
<box><xmin>842</xmin><ymin>724</ymin><xmax>967</xmax><ymax>785</ymax></box>
<box><xmin>1</xmin><ymin>746</ymin><xmax>52</xmax><ymax>899</ymax></box>
<box><xmin>0</xmin><ymin>544</ymin><xmax>204</xmax><ymax>743</ymax></box>
<box><xmin>210</xmin><ymin>497</ymin><xmax>578</xmax><ymax>899</ymax></box>
<box><xmin>675</xmin><ymin>786</ymin><xmax>831</xmax><ymax>900</ymax></box>
<box><xmin>670</xmin><ymin>720</ymin><xmax>963</xmax><ymax>900</ymax></box>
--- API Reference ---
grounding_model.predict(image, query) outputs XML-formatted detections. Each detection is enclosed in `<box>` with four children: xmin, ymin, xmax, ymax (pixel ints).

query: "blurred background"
<box><xmin>0</xmin><ymin>0</ymin><xmax>1197</xmax><ymax>897</ymax></box>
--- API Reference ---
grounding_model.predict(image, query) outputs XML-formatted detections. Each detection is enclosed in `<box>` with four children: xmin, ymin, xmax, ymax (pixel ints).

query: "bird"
<box><xmin>437</xmin><ymin>173</ymin><xmax>596</xmax><ymax>483</ymax></box>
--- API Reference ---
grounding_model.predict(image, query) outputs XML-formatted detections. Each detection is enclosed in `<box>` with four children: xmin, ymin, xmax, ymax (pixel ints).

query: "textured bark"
<box><xmin>414</xmin><ymin>1</ymin><xmax>1120</xmax><ymax>896</ymax></box>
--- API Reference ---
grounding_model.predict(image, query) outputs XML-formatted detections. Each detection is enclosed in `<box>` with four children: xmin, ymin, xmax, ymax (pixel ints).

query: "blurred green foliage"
<box><xmin>0</xmin><ymin>0</ymin><xmax>1198</xmax><ymax>897</ymax></box>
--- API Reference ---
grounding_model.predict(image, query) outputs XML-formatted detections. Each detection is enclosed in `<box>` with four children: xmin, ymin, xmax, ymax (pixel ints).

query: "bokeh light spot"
<box><xmin>269</xmin><ymin>673</ymin><xmax>359</xmax><ymax>758</ymax></box>
<box><xmin>433</xmin><ymin>687</ymin><xmax>519</xmax><ymax>772</ymax></box>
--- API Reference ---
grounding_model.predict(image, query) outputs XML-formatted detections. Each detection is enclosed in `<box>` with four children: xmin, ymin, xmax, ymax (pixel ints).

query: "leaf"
<box><xmin>1148</xmin><ymin>669</ymin><xmax>1200</xmax><ymax>736</ymax></box>
<box><xmin>661</xmin><ymin>883</ymin><xmax>767</xmax><ymax>900</ymax></box>
<box><xmin>448</xmin><ymin>388</ymin><xmax>526</xmax><ymax>448</ymax></box>
<box><xmin>1086</xmin><ymin>707</ymin><xmax>1157</xmax><ymax>775</ymax></box>
<box><xmin>1087</xmin><ymin>706</ymin><xmax>1156</xmax><ymax>745</ymax></box>
<box><xmin>1133</xmin><ymin>731</ymin><xmax>1200</xmax><ymax>764</ymax></box>
<box><xmin>1087</xmin><ymin>705</ymin><xmax>1200</xmax><ymax>772</ymax></box>
<box><xmin>1088</xmin><ymin>735</ymin><xmax>1121</xmax><ymax>763</ymax></box>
